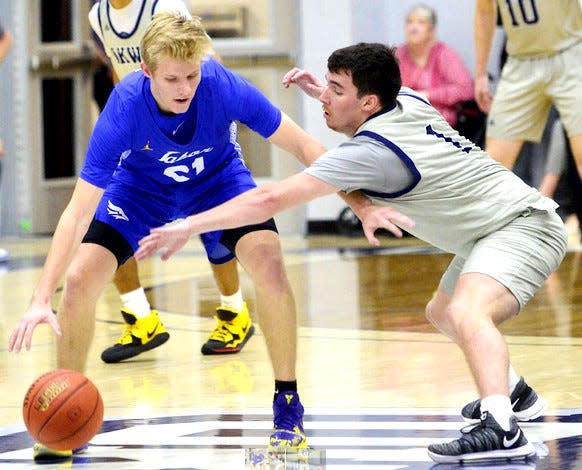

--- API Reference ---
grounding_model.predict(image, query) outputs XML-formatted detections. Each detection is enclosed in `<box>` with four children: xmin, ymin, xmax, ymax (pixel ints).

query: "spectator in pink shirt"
<box><xmin>396</xmin><ymin>3</ymin><xmax>474</xmax><ymax>127</ymax></box>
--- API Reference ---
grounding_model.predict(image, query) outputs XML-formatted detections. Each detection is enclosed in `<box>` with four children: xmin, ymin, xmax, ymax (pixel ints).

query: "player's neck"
<box><xmin>109</xmin><ymin>0</ymin><xmax>132</xmax><ymax>9</ymax></box>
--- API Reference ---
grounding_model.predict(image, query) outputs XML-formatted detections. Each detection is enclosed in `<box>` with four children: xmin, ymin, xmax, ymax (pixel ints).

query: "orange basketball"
<box><xmin>22</xmin><ymin>369</ymin><xmax>104</xmax><ymax>450</ymax></box>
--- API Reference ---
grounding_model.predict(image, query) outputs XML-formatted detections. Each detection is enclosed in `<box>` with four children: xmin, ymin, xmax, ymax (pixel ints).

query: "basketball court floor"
<box><xmin>0</xmin><ymin>232</ymin><xmax>581</xmax><ymax>469</ymax></box>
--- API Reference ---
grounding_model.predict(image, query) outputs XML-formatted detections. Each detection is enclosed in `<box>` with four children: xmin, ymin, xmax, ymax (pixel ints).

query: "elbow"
<box><xmin>253</xmin><ymin>186</ymin><xmax>283</xmax><ymax>221</ymax></box>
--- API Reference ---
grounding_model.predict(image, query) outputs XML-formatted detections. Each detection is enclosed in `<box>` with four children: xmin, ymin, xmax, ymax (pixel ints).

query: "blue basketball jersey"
<box><xmin>80</xmin><ymin>58</ymin><xmax>282</xmax><ymax>259</ymax></box>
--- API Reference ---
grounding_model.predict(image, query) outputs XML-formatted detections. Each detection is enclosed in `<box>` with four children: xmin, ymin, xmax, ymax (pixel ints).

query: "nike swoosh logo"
<box><xmin>147</xmin><ymin>323</ymin><xmax>159</xmax><ymax>339</ymax></box>
<box><xmin>511</xmin><ymin>397</ymin><xmax>520</xmax><ymax>408</ymax></box>
<box><xmin>503</xmin><ymin>430</ymin><xmax>521</xmax><ymax>448</ymax></box>
<box><xmin>172</xmin><ymin>121</ymin><xmax>185</xmax><ymax>135</ymax></box>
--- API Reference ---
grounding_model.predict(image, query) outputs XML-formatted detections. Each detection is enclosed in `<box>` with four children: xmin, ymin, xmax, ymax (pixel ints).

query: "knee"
<box><xmin>64</xmin><ymin>265</ymin><xmax>86</xmax><ymax>295</ymax></box>
<box><xmin>426</xmin><ymin>298</ymin><xmax>468</xmax><ymax>339</ymax></box>
<box><xmin>425</xmin><ymin>298</ymin><xmax>447</xmax><ymax>331</ymax></box>
<box><xmin>257</xmin><ymin>249</ymin><xmax>288</xmax><ymax>286</ymax></box>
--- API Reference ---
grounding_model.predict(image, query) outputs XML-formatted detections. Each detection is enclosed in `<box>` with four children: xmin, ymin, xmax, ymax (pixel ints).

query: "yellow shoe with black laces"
<box><xmin>101</xmin><ymin>308</ymin><xmax>169</xmax><ymax>363</ymax></box>
<box><xmin>201</xmin><ymin>302</ymin><xmax>254</xmax><ymax>355</ymax></box>
<box><xmin>33</xmin><ymin>443</ymin><xmax>88</xmax><ymax>462</ymax></box>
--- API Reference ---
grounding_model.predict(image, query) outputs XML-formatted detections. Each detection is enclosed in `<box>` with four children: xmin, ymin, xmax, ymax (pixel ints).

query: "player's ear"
<box><xmin>361</xmin><ymin>94</ymin><xmax>380</xmax><ymax>112</ymax></box>
<box><xmin>141</xmin><ymin>62</ymin><xmax>152</xmax><ymax>79</ymax></box>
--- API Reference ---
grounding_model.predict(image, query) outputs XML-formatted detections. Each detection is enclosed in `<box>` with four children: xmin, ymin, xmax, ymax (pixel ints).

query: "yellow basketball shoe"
<box><xmin>201</xmin><ymin>302</ymin><xmax>255</xmax><ymax>355</ymax></box>
<box><xmin>33</xmin><ymin>443</ymin><xmax>88</xmax><ymax>462</ymax></box>
<box><xmin>101</xmin><ymin>308</ymin><xmax>169</xmax><ymax>363</ymax></box>
<box><xmin>269</xmin><ymin>391</ymin><xmax>308</xmax><ymax>450</ymax></box>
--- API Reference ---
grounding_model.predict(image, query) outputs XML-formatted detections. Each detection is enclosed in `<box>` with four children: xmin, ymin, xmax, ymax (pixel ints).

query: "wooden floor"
<box><xmin>0</xmin><ymin>230</ymin><xmax>581</xmax><ymax>469</ymax></box>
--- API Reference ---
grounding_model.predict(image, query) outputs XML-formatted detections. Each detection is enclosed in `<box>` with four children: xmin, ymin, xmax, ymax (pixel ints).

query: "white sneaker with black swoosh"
<box><xmin>427</xmin><ymin>412</ymin><xmax>536</xmax><ymax>463</ymax></box>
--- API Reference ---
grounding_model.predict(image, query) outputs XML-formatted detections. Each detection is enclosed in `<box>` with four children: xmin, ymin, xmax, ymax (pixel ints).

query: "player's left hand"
<box><xmin>358</xmin><ymin>205</ymin><xmax>415</xmax><ymax>246</ymax></box>
<box><xmin>135</xmin><ymin>219</ymin><xmax>192</xmax><ymax>261</ymax></box>
<box><xmin>282</xmin><ymin>67</ymin><xmax>325</xmax><ymax>99</ymax></box>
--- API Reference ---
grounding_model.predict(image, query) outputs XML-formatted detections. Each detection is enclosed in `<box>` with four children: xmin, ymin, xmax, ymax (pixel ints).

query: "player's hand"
<box><xmin>358</xmin><ymin>205</ymin><xmax>415</xmax><ymax>246</ymax></box>
<box><xmin>474</xmin><ymin>75</ymin><xmax>493</xmax><ymax>113</ymax></box>
<box><xmin>135</xmin><ymin>219</ymin><xmax>191</xmax><ymax>262</ymax></box>
<box><xmin>8</xmin><ymin>304</ymin><xmax>61</xmax><ymax>353</ymax></box>
<box><xmin>282</xmin><ymin>67</ymin><xmax>325</xmax><ymax>99</ymax></box>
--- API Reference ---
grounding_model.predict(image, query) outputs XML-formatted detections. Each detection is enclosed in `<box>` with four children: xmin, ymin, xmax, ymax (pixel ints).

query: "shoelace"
<box><xmin>209</xmin><ymin>319</ymin><xmax>235</xmax><ymax>341</ymax></box>
<box><xmin>117</xmin><ymin>324</ymin><xmax>135</xmax><ymax>344</ymax></box>
<box><xmin>274</xmin><ymin>402</ymin><xmax>302</xmax><ymax>431</ymax></box>
<box><xmin>460</xmin><ymin>422</ymin><xmax>481</xmax><ymax>434</ymax></box>
<box><xmin>456</xmin><ymin>421</ymin><xmax>499</xmax><ymax>451</ymax></box>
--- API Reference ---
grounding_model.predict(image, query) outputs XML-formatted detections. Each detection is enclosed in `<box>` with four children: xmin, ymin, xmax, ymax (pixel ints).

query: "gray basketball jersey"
<box><xmin>91</xmin><ymin>0</ymin><xmax>191</xmax><ymax>79</ymax></box>
<box><xmin>499</xmin><ymin>0</ymin><xmax>582</xmax><ymax>57</ymax></box>
<box><xmin>305</xmin><ymin>88</ymin><xmax>557</xmax><ymax>257</ymax></box>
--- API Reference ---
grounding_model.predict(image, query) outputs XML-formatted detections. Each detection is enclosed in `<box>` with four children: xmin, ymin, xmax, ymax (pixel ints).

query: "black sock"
<box><xmin>274</xmin><ymin>380</ymin><xmax>297</xmax><ymax>401</ymax></box>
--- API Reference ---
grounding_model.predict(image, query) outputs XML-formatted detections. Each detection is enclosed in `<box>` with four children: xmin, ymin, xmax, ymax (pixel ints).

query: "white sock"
<box><xmin>508</xmin><ymin>364</ymin><xmax>521</xmax><ymax>395</ymax></box>
<box><xmin>120</xmin><ymin>287</ymin><xmax>151</xmax><ymax>318</ymax></box>
<box><xmin>220</xmin><ymin>288</ymin><xmax>244</xmax><ymax>311</ymax></box>
<box><xmin>481</xmin><ymin>395</ymin><xmax>513</xmax><ymax>431</ymax></box>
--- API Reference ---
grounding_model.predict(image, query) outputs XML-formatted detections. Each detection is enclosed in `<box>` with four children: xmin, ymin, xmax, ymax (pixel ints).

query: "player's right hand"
<box><xmin>8</xmin><ymin>304</ymin><xmax>61</xmax><ymax>353</ymax></box>
<box><xmin>474</xmin><ymin>75</ymin><xmax>493</xmax><ymax>113</ymax></box>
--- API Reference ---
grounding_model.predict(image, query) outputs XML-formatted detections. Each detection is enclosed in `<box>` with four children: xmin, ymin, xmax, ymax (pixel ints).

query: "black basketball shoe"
<box><xmin>427</xmin><ymin>412</ymin><xmax>535</xmax><ymax>463</ymax></box>
<box><xmin>461</xmin><ymin>377</ymin><xmax>546</xmax><ymax>422</ymax></box>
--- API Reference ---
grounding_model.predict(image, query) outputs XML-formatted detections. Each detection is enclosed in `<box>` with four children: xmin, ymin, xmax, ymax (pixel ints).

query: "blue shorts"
<box><xmin>88</xmin><ymin>158</ymin><xmax>277</xmax><ymax>265</ymax></box>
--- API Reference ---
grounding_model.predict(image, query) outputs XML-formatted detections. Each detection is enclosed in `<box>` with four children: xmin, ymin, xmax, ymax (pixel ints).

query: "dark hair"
<box><xmin>327</xmin><ymin>43</ymin><xmax>401</xmax><ymax>108</ymax></box>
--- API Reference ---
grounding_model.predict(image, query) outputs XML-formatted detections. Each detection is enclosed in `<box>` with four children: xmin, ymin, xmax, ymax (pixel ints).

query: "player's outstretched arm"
<box><xmin>135</xmin><ymin>173</ymin><xmax>338</xmax><ymax>261</ymax></box>
<box><xmin>8</xmin><ymin>178</ymin><xmax>104</xmax><ymax>352</ymax></box>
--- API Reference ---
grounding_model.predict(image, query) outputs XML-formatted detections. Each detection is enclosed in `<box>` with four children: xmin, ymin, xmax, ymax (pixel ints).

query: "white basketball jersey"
<box><xmin>307</xmin><ymin>89</ymin><xmax>557</xmax><ymax>256</ymax></box>
<box><xmin>90</xmin><ymin>0</ymin><xmax>191</xmax><ymax>79</ymax></box>
<box><xmin>499</xmin><ymin>0</ymin><xmax>582</xmax><ymax>56</ymax></box>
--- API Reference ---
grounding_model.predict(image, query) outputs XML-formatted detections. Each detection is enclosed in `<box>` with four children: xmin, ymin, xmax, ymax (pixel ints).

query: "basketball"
<box><xmin>22</xmin><ymin>369</ymin><xmax>104</xmax><ymax>450</ymax></box>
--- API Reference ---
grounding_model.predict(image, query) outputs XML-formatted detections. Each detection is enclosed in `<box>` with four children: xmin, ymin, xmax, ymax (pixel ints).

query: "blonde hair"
<box><xmin>141</xmin><ymin>12</ymin><xmax>211</xmax><ymax>71</ymax></box>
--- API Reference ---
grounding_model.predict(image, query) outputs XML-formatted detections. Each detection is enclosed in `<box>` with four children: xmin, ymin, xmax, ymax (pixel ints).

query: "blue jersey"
<box><xmin>81</xmin><ymin>58</ymin><xmax>281</xmax><ymax>201</ymax></box>
<box><xmin>80</xmin><ymin>58</ymin><xmax>281</xmax><ymax>261</ymax></box>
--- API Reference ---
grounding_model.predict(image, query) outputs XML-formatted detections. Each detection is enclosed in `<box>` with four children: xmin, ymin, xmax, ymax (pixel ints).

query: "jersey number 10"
<box><xmin>504</xmin><ymin>0</ymin><xmax>539</xmax><ymax>26</ymax></box>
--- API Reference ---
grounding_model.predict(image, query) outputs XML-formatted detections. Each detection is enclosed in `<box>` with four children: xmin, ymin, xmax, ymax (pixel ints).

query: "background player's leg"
<box><xmin>211</xmin><ymin>258</ymin><xmax>240</xmax><ymax>296</ymax></box>
<box><xmin>485</xmin><ymin>137</ymin><xmax>525</xmax><ymax>169</ymax></box>
<box><xmin>201</xmin><ymin>258</ymin><xmax>254</xmax><ymax>355</ymax></box>
<box><xmin>101</xmin><ymin>256</ymin><xmax>169</xmax><ymax>363</ymax></box>
<box><xmin>113</xmin><ymin>257</ymin><xmax>141</xmax><ymax>293</ymax></box>
<box><xmin>568</xmin><ymin>135</ymin><xmax>582</xmax><ymax>179</ymax></box>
